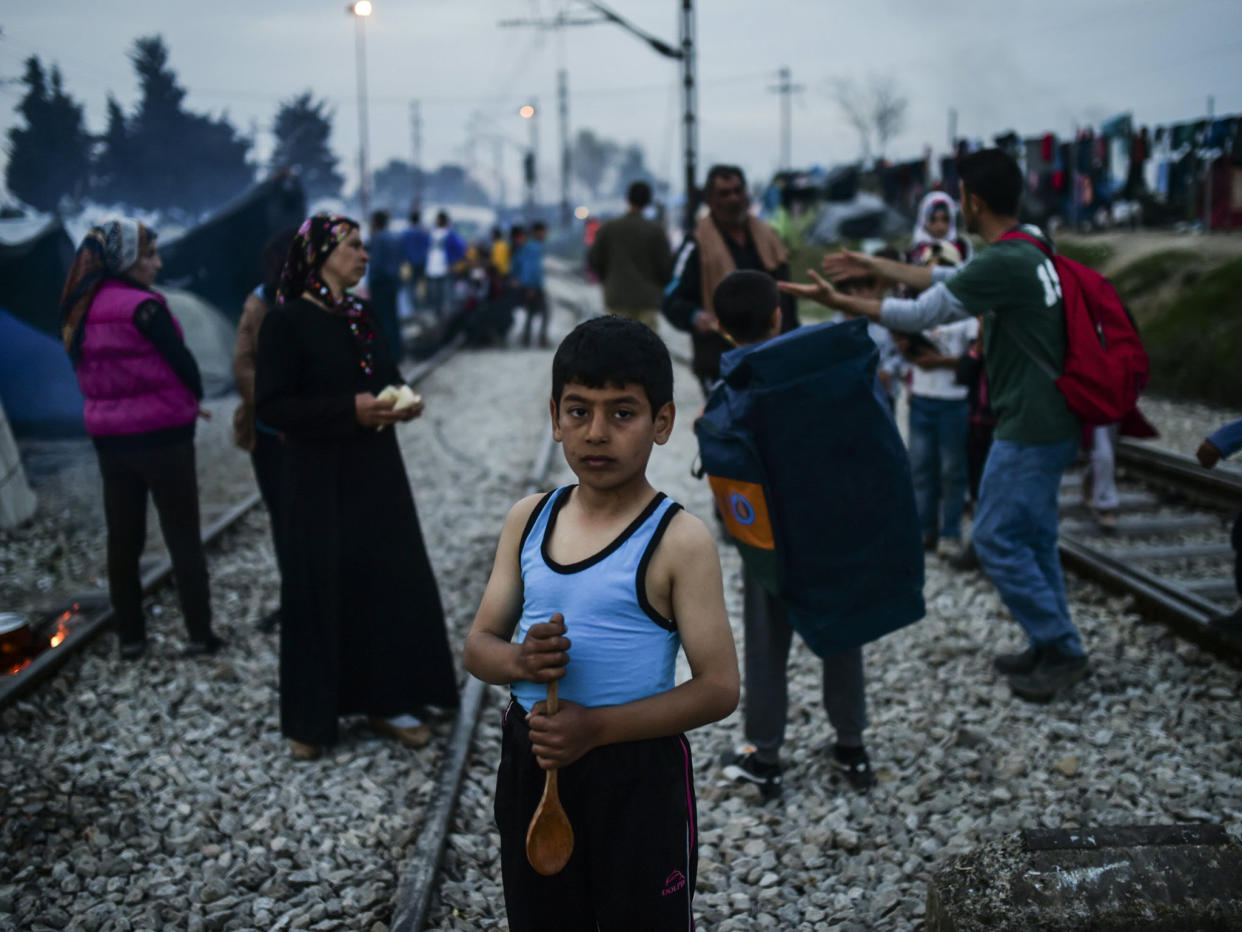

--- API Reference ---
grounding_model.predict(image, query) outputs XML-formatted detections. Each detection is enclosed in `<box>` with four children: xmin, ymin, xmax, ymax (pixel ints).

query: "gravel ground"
<box><xmin>0</xmin><ymin>301</ymin><xmax>579</xmax><ymax>932</ymax></box>
<box><xmin>5</xmin><ymin>275</ymin><xmax>1242</xmax><ymax>932</ymax></box>
<box><xmin>429</xmin><ymin>286</ymin><xmax>1242</xmax><ymax>930</ymax></box>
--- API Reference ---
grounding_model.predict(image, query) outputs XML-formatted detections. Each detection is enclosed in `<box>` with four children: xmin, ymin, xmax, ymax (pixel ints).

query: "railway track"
<box><xmin>1058</xmin><ymin>439</ymin><xmax>1242</xmax><ymax>664</ymax></box>
<box><xmin>0</xmin><ymin>335</ymin><xmax>466</xmax><ymax>709</ymax></box>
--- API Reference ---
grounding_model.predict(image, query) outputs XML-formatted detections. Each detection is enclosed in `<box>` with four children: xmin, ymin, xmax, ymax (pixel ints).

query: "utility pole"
<box><xmin>558</xmin><ymin>68</ymin><xmax>571</xmax><ymax>225</ymax></box>
<box><xmin>410</xmin><ymin>100</ymin><xmax>422</xmax><ymax>210</ymax></box>
<box><xmin>768</xmin><ymin>65</ymin><xmax>804</xmax><ymax>172</ymax></box>
<box><xmin>1204</xmin><ymin>94</ymin><xmax>1215</xmax><ymax>231</ymax></box>
<box><xmin>494</xmin><ymin>136</ymin><xmax>506</xmax><ymax>211</ymax></box>
<box><xmin>680</xmin><ymin>0</ymin><xmax>698</xmax><ymax>231</ymax></box>
<box><xmin>351</xmin><ymin>6</ymin><xmax>372</xmax><ymax>218</ymax></box>
<box><xmin>947</xmin><ymin>108</ymin><xmax>958</xmax><ymax>153</ymax></box>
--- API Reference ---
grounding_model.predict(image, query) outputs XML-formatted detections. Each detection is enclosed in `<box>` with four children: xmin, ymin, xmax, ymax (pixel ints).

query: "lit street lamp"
<box><xmin>348</xmin><ymin>1</ymin><xmax>373</xmax><ymax>217</ymax></box>
<box><xmin>519</xmin><ymin>101</ymin><xmax>538</xmax><ymax>218</ymax></box>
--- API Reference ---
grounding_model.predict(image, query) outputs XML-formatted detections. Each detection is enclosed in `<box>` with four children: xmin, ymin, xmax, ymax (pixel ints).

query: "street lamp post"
<box><xmin>349</xmin><ymin>1</ymin><xmax>373</xmax><ymax>218</ymax></box>
<box><xmin>519</xmin><ymin>101</ymin><xmax>538</xmax><ymax>219</ymax></box>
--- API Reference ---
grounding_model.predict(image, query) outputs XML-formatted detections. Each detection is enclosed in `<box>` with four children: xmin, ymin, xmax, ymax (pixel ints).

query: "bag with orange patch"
<box><xmin>694</xmin><ymin>318</ymin><xmax>925</xmax><ymax>655</ymax></box>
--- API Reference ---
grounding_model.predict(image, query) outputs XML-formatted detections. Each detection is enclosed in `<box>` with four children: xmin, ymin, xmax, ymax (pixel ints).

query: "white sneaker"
<box><xmin>936</xmin><ymin>538</ymin><xmax>965</xmax><ymax>560</ymax></box>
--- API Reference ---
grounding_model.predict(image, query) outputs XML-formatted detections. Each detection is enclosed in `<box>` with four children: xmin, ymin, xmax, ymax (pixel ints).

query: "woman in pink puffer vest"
<box><xmin>60</xmin><ymin>218</ymin><xmax>224</xmax><ymax>660</ymax></box>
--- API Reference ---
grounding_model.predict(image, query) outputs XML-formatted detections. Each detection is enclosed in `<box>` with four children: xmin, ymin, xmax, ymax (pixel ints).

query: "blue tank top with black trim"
<box><xmin>511</xmin><ymin>485</ymin><xmax>683</xmax><ymax>712</ymax></box>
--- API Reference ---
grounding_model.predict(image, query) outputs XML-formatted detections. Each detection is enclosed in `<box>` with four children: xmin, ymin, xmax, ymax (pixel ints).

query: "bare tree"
<box><xmin>870</xmin><ymin>75</ymin><xmax>908</xmax><ymax>159</ymax></box>
<box><xmin>827</xmin><ymin>73</ymin><xmax>909</xmax><ymax>162</ymax></box>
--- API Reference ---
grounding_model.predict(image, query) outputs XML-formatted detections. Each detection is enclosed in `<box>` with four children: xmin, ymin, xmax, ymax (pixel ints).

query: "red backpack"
<box><xmin>999</xmin><ymin>230</ymin><xmax>1149</xmax><ymax>425</ymax></box>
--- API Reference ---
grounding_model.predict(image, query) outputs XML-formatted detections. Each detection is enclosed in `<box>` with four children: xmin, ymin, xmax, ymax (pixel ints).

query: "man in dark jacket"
<box><xmin>662</xmin><ymin>165</ymin><xmax>799</xmax><ymax>392</ymax></box>
<box><xmin>587</xmin><ymin>181</ymin><xmax>673</xmax><ymax>330</ymax></box>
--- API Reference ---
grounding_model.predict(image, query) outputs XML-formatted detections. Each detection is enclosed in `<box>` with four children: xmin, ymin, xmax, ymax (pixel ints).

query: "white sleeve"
<box><xmin>878</xmin><ymin>283</ymin><xmax>972</xmax><ymax>331</ymax></box>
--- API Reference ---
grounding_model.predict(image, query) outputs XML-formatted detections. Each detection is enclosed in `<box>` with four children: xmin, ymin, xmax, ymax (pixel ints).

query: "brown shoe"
<box><xmin>289</xmin><ymin>739</ymin><xmax>321</xmax><ymax>761</ymax></box>
<box><xmin>368</xmin><ymin>716</ymin><xmax>432</xmax><ymax>749</ymax></box>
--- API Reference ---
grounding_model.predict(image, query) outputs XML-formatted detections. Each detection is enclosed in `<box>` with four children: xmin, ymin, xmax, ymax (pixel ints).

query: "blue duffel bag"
<box><xmin>694</xmin><ymin>317</ymin><xmax>925</xmax><ymax>656</ymax></box>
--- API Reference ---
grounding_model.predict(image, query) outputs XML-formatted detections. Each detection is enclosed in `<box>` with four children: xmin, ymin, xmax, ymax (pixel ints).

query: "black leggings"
<box><xmin>97</xmin><ymin>439</ymin><xmax>212</xmax><ymax>645</ymax></box>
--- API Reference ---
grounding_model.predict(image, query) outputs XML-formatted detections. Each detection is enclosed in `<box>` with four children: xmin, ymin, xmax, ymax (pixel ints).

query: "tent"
<box><xmin>806</xmin><ymin>191</ymin><xmax>910</xmax><ymax>244</ymax></box>
<box><xmin>0</xmin><ymin>220</ymin><xmax>76</xmax><ymax>338</ymax></box>
<box><xmin>0</xmin><ymin>306</ymin><xmax>85</xmax><ymax>438</ymax></box>
<box><xmin>162</xmin><ymin>287</ymin><xmax>238</xmax><ymax>398</ymax></box>
<box><xmin>160</xmin><ymin>171</ymin><xmax>306</xmax><ymax>321</ymax></box>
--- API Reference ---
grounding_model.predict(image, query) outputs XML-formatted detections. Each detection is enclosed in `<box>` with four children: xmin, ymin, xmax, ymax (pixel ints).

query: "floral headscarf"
<box><xmin>60</xmin><ymin>218</ymin><xmax>155</xmax><ymax>362</ymax></box>
<box><xmin>278</xmin><ymin>213</ymin><xmax>377</xmax><ymax>377</ymax></box>
<box><xmin>277</xmin><ymin>214</ymin><xmax>360</xmax><ymax>309</ymax></box>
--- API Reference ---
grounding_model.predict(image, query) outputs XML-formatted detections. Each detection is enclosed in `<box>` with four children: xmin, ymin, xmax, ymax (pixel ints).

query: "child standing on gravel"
<box><xmin>709</xmin><ymin>271</ymin><xmax>881</xmax><ymax>799</ymax></box>
<box><xmin>463</xmin><ymin>315</ymin><xmax>739</xmax><ymax>932</ymax></box>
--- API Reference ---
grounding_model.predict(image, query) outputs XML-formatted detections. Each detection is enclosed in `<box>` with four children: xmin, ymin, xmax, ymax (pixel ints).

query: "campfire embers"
<box><xmin>1</xmin><ymin>605</ymin><xmax>81</xmax><ymax>676</ymax></box>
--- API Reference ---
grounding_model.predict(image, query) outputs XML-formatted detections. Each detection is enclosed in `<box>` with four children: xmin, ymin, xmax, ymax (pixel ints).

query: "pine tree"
<box><xmin>270</xmin><ymin>92</ymin><xmax>343</xmax><ymax>200</ymax></box>
<box><xmin>97</xmin><ymin>36</ymin><xmax>253</xmax><ymax>214</ymax></box>
<box><xmin>93</xmin><ymin>96</ymin><xmax>137</xmax><ymax>205</ymax></box>
<box><xmin>5</xmin><ymin>57</ymin><xmax>92</xmax><ymax>212</ymax></box>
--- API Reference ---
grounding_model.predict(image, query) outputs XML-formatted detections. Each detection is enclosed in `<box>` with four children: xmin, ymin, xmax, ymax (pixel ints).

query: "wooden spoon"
<box><xmin>525</xmin><ymin>680</ymin><xmax>574</xmax><ymax>875</ymax></box>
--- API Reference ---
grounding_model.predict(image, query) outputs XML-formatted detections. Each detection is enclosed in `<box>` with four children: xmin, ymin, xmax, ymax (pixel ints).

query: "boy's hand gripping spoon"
<box><xmin>525</xmin><ymin>681</ymin><xmax>574</xmax><ymax>875</ymax></box>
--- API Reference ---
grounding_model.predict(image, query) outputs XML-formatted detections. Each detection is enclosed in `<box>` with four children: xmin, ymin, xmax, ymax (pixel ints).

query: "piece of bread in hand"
<box><xmin>393</xmin><ymin>384</ymin><xmax>421</xmax><ymax>412</ymax></box>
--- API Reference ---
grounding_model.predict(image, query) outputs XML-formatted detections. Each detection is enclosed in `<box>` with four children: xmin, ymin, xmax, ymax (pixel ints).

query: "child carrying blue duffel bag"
<box><xmin>695</xmin><ymin>315</ymin><xmax>925</xmax><ymax>656</ymax></box>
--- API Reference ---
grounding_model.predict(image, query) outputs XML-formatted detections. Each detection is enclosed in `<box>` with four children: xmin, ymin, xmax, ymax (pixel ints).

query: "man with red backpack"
<box><xmin>783</xmin><ymin>148</ymin><xmax>1118</xmax><ymax>702</ymax></box>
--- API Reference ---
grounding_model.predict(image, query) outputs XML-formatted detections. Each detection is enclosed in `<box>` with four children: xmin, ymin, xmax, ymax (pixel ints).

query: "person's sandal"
<box><xmin>368</xmin><ymin>717</ymin><xmax>432</xmax><ymax>749</ymax></box>
<box><xmin>288</xmin><ymin>739</ymin><xmax>321</xmax><ymax>761</ymax></box>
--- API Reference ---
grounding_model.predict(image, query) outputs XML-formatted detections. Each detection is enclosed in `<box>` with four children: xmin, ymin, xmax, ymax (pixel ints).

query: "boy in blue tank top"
<box><xmin>464</xmin><ymin>315</ymin><xmax>739</xmax><ymax>932</ymax></box>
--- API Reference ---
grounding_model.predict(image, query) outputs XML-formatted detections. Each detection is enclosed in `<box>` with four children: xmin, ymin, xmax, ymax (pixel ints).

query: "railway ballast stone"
<box><xmin>926</xmin><ymin>825</ymin><xmax>1242</xmax><ymax>930</ymax></box>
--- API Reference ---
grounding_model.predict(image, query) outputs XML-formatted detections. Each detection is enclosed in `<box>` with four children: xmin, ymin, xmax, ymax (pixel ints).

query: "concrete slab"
<box><xmin>926</xmin><ymin>826</ymin><xmax>1242</xmax><ymax>931</ymax></box>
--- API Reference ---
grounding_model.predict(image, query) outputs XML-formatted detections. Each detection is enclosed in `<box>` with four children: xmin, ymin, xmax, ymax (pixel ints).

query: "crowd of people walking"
<box><xmin>362</xmin><ymin>208</ymin><xmax>550</xmax><ymax>355</ymax></box>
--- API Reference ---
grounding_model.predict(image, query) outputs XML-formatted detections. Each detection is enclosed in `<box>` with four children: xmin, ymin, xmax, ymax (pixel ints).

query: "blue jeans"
<box><xmin>425</xmin><ymin>276</ymin><xmax>450</xmax><ymax>319</ymax></box>
<box><xmin>908</xmin><ymin>396</ymin><xmax>969</xmax><ymax>540</ymax></box>
<box><xmin>972</xmin><ymin>436</ymin><xmax>1084</xmax><ymax>656</ymax></box>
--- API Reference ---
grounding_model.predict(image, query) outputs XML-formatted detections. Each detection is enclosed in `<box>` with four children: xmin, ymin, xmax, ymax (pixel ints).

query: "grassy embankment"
<box><xmin>1118</xmin><ymin>254</ymin><xmax>1242</xmax><ymax>407</ymax></box>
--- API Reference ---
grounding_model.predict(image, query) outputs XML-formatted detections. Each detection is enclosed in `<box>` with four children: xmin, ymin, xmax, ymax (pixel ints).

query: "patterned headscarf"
<box><xmin>277</xmin><ymin>214</ymin><xmax>361</xmax><ymax>309</ymax></box>
<box><xmin>60</xmin><ymin>218</ymin><xmax>155</xmax><ymax>361</ymax></box>
<box><xmin>277</xmin><ymin>213</ymin><xmax>377</xmax><ymax>377</ymax></box>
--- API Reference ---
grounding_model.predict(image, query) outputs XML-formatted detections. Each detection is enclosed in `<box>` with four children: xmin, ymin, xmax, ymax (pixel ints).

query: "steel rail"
<box><xmin>1058</xmin><ymin>534</ymin><xmax>1242</xmax><ymax>666</ymax></box>
<box><xmin>1116</xmin><ymin>440</ymin><xmax>1242</xmax><ymax>510</ymax></box>
<box><xmin>390</xmin><ymin>426</ymin><xmax>560</xmax><ymax>932</ymax></box>
<box><xmin>1057</xmin><ymin>441</ymin><xmax>1242</xmax><ymax>666</ymax></box>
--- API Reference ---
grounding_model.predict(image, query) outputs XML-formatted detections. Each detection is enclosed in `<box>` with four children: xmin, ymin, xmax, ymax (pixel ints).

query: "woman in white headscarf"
<box><xmin>907</xmin><ymin>191</ymin><xmax>974</xmax><ymax>266</ymax></box>
<box><xmin>60</xmin><ymin>218</ymin><xmax>222</xmax><ymax>661</ymax></box>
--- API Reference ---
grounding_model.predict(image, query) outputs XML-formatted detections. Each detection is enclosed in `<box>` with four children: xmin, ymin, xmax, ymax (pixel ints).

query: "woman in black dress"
<box><xmin>255</xmin><ymin>214</ymin><xmax>458</xmax><ymax>760</ymax></box>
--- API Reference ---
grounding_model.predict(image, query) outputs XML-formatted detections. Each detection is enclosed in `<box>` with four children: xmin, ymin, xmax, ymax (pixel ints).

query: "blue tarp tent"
<box><xmin>0</xmin><ymin>306</ymin><xmax>85</xmax><ymax>438</ymax></box>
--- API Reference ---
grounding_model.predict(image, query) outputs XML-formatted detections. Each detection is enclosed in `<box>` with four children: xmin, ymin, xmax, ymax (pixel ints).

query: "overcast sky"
<box><xmin>3</xmin><ymin>0</ymin><xmax>1241</xmax><ymax>211</ymax></box>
